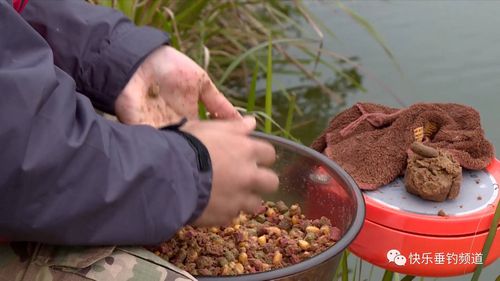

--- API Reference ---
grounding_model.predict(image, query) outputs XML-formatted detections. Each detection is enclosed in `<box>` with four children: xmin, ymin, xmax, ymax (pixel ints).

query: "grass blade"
<box><xmin>284</xmin><ymin>94</ymin><xmax>296</xmax><ymax>139</ymax></box>
<box><xmin>351</xmin><ymin>256</ymin><xmax>358</xmax><ymax>281</ymax></box>
<box><xmin>93</xmin><ymin>0</ymin><xmax>112</xmax><ymax>7</ymax></box>
<box><xmin>358</xmin><ymin>258</ymin><xmax>363</xmax><ymax>281</ymax></box>
<box><xmin>294</xmin><ymin>0</ymin><xmax>324</xmax><ymax>72</ymax></box>
<box><xmin>162</xmin><ymin>7</ymin><xmax>183</xmax><ymax>51</ymax></box>
<box><xmin>175</xmin><ymin>0</ymin><xmax>210</xmax><ymax>26</ymax></box>
<box><xmin>334</xmin><ymin>249</ymin><xmax>344</xmax><ymax>280</ymax></box>
<box><xmin>339</xmin><ymin>250</ymin><xmax>349</xmax><ymax>281</ymax></box>
<box><xmin>218</xmin><ymin>38</ymin><xmax>315</xmax><ymax>85</ymax></box>
<box><xmin>294</xmin><ymin>44</ymin><xmax>366</xmax><ymax>92</ymax></box>
<box><xmin>273</xmin><ymin>44</ymin><xmax>342</xmax><ymax>104</ymax></box>
<box><xmin>264</xmin><ymin>36</ymin><xmax>273</xmax><ymax>133</ymax></box>
<box><xmin>264</xmin><ymin>1</ymin><xmax>326</xmax><ymax>40</ymax></box>
<box><xmin>198</xmin><ymin>102</ymin><xmax>207</xmax><ymax>120</ymax></box>
<box><xmin>252</xmin><ymin>111</ymin><xmax>298</xmax><ymax>141</ymax></box>
<box><xmin>368</xmin><ymin>262</ymin><xmax>375</xmax><ymax>280</ymax></box>
<box><xmin>135</xmin><ymin>0</ymin><xmax>163</xmax><ymax>26</ymax></box>
<box><xmin>117</xmin><ymin>0</ymin><xmax>136</xmax><ymax>19</ymax></box>
<box><xmin>217</xmin><ymin>31</ymin><xmax>336</xmax><ymax>107</ymax></box>
<box><xmin>297</xmin><ymin>0</ymin><xmax>338</xmax><ymax>39</ymax></box>
<box><xmin>401</xmin><ymin>276</ymin><xmax>415</xmax><ymax>281</ymax></box>
<box><xmin>382</xmin><ymin>269</ymin><xmax>394</xmax><ymax>281</ymax></box>
<box><xmin>471</xmin><ymin>197</ymin><xmax>500</xmax><ymax>281</ymax></box>
<box><xmin>337</xmin><ymin>1</ymin><xmax>401</xmax><ymax>72</ymax></box>
<box><xmin>246</xmin><ymin>60</ymin><xmax>259</xmax><ymax>112</ymax></box>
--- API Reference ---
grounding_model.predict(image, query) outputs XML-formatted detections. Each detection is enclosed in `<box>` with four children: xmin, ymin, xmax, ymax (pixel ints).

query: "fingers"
<box><xmin>250</xmin><ymin>168</ymin><xmax>280</xmax><ymax>195</ymax></box>
<box><xmin>199</xmin><ymin>75</ymin><xmax>241</xmax><ymax>120</ymax></box>
<box><xmin>252</xmin><ymin>139</ymin><xmax>276</xmax><ymax>166</ymax></box>
<box><xmin>241</xmin><ymin>115</ymin><xmax>257</xmax><ymax>131</ymax></box>
<box><xmin>186</xmin><ymin>115</ymin><xmax>256</xmax><ymax>135</ymax></box>
<box><xmin>241</xmin><ymin>194</ymin><xmax>263</xmax><ymax>215</ymax></box>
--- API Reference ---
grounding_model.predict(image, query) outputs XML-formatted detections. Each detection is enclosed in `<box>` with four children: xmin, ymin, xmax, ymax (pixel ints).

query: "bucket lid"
<box><xmin>362</xmin><ymin>158</ymin><xmax>500</xmax><ymax>236</ymax></box>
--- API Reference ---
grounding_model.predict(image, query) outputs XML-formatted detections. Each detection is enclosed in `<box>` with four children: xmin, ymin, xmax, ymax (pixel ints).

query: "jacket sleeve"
<box><xmin>21</xmin><ymin>0</ymin><xmax>169</xmax><ymax>114</ymax></box>
<box><xmin>0</xmin><ymin>1</ymin><xmax>211</xmax><ymax>246</ymax></box>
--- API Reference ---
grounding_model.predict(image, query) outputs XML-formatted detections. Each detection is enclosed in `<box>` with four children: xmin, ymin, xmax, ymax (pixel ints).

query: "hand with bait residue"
<box><xmin>115</xmin><ymin>46</ymin><xmax>241</xmax><ymax>127</ymax></box>
<box><xmin>115</xmin><ymin>47</ymin><xmax>278</xmax><ymax>226</ymax></box>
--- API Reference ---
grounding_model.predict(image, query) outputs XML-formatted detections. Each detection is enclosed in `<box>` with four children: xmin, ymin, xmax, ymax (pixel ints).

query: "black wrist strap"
<box><xmin>160</xmin><ymin>118</ymin><xmax>211</xmax><ymax>172</ymax></box>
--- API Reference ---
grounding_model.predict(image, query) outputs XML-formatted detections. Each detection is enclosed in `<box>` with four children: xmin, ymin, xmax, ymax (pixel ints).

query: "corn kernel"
<box><xmin>239</xmin><ymin>252</ymin><xmax>248</xmax><ymax>264</ymax></box>
<box><xmin>224</xmin><ymin>227</ymin><xmax>235</xmax><ymax>235</ymax></box>
<box><xmin>262</xmin><ymin>263</ymin><xmax>271</xmax><ymax>271</ymax></box>
<box><xmin>187</xmin><ymin>250</ymin><xmax>198</xmax><ymax>262</ymax></box>
<box><xmin>235</xmin><ymin>263</ymin><xmax>244</xmax><ymax>274</ymax></box>
<box><xmin>258</xmin><ymin>235</ymin><xmax>267</xmax><ymax>246</ymax></box>
<box><xmin>298</xmin><ymin>239</ymin><xmax>310</xmax><ymax>250</ymax></box>
<box><xmin>291</xmin><ymin>215</ymin><xmax>300</xmax><ymax>225</ymax></box>
<box><xmin>320</xmin><ymin>225</ymin><xmax>330</xmax><ymax>235</ymax></box>
<box><xmin>209</xmin><ymin>227</ymin><xmax>219</xmax><ymax>233</ymax></box>
<box><xmin>273</xmin><ymin>250</ymin><xmax>283</xmax><ymax>265</ymax></box>
<box><xmin>305</xmin><ymin>226</ymin><xmax>320</xmax><ymax>234</ymax></box>
<box><xmin>267</xmin><ymin>226</ymin><xmax>281</xmax><ymax>236</ymax></box>
<box><xmin>266</xmin><ymin>208</ymin><xmax>276</xmax><ymax>217</ymax></box>
<box><xmin>222</xmin><ymin>265</ymin><xmax>230</xmax><ymax>275</ymax></box>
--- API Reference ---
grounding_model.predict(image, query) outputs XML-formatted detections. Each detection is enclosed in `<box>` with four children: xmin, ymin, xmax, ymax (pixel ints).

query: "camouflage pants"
<box><xmin>0</xmin><ymin>242</ymin><xmax>197</xmax><ymax>281</ymax></box>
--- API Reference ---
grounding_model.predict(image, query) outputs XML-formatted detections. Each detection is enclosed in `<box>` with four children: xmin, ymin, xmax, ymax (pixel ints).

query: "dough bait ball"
<box><xmin>404</xmin><ymin>142</ymin><xmax>462</xmax><ymax>202</ymax></box>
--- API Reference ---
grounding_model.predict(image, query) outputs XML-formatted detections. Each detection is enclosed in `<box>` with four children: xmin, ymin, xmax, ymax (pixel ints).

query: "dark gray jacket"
<box><xmin>0</xmin><ymin>0</ymin><xmax>212</xmax><ymax>245</ymax></box>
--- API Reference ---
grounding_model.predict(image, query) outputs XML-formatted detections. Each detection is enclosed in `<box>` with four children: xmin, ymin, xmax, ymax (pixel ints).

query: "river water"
<box><xmin>285</xmin><ymin>1</ymin><xmax>499</xmax><ymax>280</ymax></box>
<box><xmin>299</xmin><ymin>0</ymin><xmax>500</xmax><ymax>151</ymax></box>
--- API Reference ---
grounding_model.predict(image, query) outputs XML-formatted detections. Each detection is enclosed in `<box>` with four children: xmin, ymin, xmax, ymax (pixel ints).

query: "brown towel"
<box><xmin>311</xmin><ymin>102</ymin><xmax>495</xmax><ymax>190</ymax></box>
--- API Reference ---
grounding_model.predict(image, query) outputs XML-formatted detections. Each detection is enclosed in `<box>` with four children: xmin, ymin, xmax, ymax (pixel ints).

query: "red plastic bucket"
<box><xmin>308</xmin><ymin>159</ymin><xmax>499</xmax><ymax>277</ymax></box>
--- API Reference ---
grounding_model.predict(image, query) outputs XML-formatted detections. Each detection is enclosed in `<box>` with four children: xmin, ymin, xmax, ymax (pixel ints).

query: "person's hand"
<box><xmin>181</xmin><ymin>116</ymin><xmax>279</xmax><ymax>226</ymax></box>
<box><xmin>115</xmin><ymin>45</ymin><xmax>240</xmax><ymax>127</ymax></box>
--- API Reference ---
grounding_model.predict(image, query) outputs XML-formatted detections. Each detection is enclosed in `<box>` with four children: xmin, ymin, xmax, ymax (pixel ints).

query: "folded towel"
<box><xmin>311</xmin><ymin>103</ymin><xmax>495</xmax><ymax>190</ymax></box>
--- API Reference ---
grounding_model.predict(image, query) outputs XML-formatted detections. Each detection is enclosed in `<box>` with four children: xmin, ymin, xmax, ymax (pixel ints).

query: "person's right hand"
<box><xmin>181</xmin><ymin>116</ymin><xmax>279</xmax><ymax>227</ymax></box>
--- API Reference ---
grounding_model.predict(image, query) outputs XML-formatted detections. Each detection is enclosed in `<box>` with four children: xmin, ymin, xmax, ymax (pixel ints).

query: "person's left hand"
<box><xmin>115</xmin><ymin>46</ymin><xmax>240</xmax><ymax>127</ymax></box>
